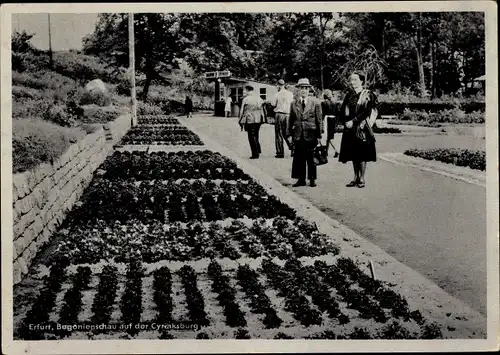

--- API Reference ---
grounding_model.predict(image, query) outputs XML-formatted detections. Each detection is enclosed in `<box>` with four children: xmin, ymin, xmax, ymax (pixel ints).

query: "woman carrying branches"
<box><xmin>338</xmin><ymin>71</ymin><xmax>378</xmax><ymax>188</ymax></box>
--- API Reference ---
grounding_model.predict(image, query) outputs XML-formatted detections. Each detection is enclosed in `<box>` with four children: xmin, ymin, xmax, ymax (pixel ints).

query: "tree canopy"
<box><xmin>82</xmin><ymin>12</ymin><xmax>485</xmax><ymax>99</ymax></box>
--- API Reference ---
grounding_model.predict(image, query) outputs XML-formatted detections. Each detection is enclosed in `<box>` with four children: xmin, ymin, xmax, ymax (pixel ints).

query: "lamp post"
<box><xmin>128</xmin><ymin>13</ymin><xmax>137</xmax><ymax>126</ymax></box>
<box><xmin>48</xmin><ymin>13</ymin><xmax>53</xmax><ymax>68</ymax></box>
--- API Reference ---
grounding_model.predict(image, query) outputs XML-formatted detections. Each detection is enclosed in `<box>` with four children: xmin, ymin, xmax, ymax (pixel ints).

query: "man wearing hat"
<box><xmin>272</xmin><ymin>79</ymin><xmax>294</xmax><ymax>158</ymax></box>
<box><xmin>286</xmin><ymin>78</ymin><xmax>323</xmax><ymax>187</ymax></box>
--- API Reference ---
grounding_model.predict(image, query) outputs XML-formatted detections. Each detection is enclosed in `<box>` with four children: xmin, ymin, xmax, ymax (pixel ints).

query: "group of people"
<box><xmin>238</xmin><ymin>71</ymin><xmax>378</xmax><ymax>188</ymax></box>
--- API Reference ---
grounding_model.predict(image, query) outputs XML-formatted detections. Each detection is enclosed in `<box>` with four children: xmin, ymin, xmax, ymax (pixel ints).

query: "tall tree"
<box><xmin>83</xmin><ymin>13</ymin><xmax>185</xmax><ymax>100</ymax></box>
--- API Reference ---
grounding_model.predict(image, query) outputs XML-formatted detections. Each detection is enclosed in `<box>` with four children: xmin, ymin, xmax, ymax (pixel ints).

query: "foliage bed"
<box><xmin>396</xmin><ymin>108</ymin><xmax>484</xmax><ymax>124</ymax></box>
<box><xmin>15</xmin><ymin>119</ymin><xmax>448</xmax><ymax>340</ymax></box>
<box><xmin>404</xmin><ymin>148</ymin><xmax>486</xmax><ymax>171</ymax></box>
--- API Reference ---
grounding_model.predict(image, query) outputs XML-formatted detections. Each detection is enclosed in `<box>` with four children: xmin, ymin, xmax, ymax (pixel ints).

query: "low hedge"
<box><xmin>404</xmin><ymin>148</ymin><xmax>485</xmax><ymax>171</ymax></box>
<box><xmin>80</xmin><ymin>106</ymin><xmax>124</xmax><ymax>124</ymax></box>
<box><xmin>379</xmin><ymin>101</ymin><xmax>485</xmax><ymax>115</ymax></box>
<box><xmin>397</xmin><ymin>108</ymin><xmax>484</xmax><ymax>124</ymax></box>
<box><xmin>372</xmin><ymin>125</ymin><xmax>402</xmax><ymax>134</ymax></box>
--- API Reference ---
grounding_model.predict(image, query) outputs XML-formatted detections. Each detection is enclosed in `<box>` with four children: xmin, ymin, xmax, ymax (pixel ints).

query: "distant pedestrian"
<box><xmin>271</xmin><ymin>79</ymin><xmax>294</xmax><ymax>158</ymax></box>
<box><xmin>185</xmin><ymin>95</ymin><xmax>193</xmax><ymax>118</ymax></box>
<box><xmin>286</xmin><ymin>78</ymin><xmax>323</xmax><ymax>187</ymax></box>
<box><xmin>338</xmin><ymin>71</ymin><xmax>378</xmax><ymax>188</ymax></box>
<box><xmin>321</xmin><ymin>89</ymin><xmax>340</xmax><ymax>158</ymax></box>
<box><xmin>239</xmin><ymin>85</ymin><xmax>266</xmax><ymax>159</ymax></box>
<box><xmin>224</xmin><ymin>96</ymin><xmax>232</xmax><ymax>117</ymax></box>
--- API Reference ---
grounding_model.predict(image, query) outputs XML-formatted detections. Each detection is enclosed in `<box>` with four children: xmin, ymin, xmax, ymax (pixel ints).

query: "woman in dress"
<box><xmin>224</xmin><ymin>96</ymin><xmax>232</xmax><ymax>117</ymax></box>
<box><xmin>338</xmin><ymin>72</ymin><xmax>378</xmax><ymax>188</ymax></box>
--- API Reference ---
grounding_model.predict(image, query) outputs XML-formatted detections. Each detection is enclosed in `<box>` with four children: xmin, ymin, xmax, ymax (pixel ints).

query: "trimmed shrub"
<box><xmin>12</xmin><ymin>99</ymin><xmax>52</xmax><ymax>120</ymax></box>
<box><xmin>137</xmin><ymin>101</ymin><xmax>163</xmax><ymax>116</ymax></box>
<box><xmin>12</xmin><ymin>70</ymin><xmax>85</xmax><ymax>104</ymax></box>
<box><xmin>404</xmin><ymin>148</ymin><xmax>486</xmax><ymax>171</ymax></box>
<box><xmin>398</xmin><ymin>108</ymin><xmax>484</xmax><ymax>124</ymax></box>
<box><xmin>379</xmin><ymin>101</ymin><xmax>485</xmax><ymax>116</ymax></box>
<box><xmin>12</xmin><ymin>85</ymin><xmax>44</xmax><ymax>100</ymax></box>
<box><xmin>80</xmin><ymin>106</ymin><xmax>123</xmax><ymax>124</ymax></box>
<box><xmin>79</xmin><ymin>90</ymin><xmax>112</xmax><ymax>107</ymax></box>
<box><xmin>42</xmin><ymin>104</ymin><xmax>76</xmax><ymax>127</ymax></box>
<box><xmin>52</xmin><ymin>51</ymin><xmax>118</xmax><ymax>84</ymax></box>
<box><xmin>12</xmin><ymin>51</ymin><xmax>50</xmax><ymax>72</ymax></box>
<box><xmin>12</xmin><ymin>118</ymin><xmax>87</xmax><ymax>173</ymax></box>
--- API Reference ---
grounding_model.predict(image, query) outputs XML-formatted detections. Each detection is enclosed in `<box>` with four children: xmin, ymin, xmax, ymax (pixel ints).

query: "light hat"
<box><xmin>296</xmin><ymin>78</ymin><xmax>312</xmax><ymax>87</ymax></box>
<box><xmin>277</xmin><ymin>79</ymin><xmax>285</xmax><ymax>85</ymax></box>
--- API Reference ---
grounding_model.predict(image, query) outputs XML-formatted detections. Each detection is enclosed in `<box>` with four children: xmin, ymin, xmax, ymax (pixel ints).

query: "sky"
<box><xmin>12</xmin><ymin>13</ymin><xmax>99</xmax><ymax>51</ymax></box>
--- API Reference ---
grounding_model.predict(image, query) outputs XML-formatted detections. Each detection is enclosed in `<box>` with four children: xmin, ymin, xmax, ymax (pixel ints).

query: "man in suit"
<box><xmin>239</xmin><ymin>85</ymin><xmax>266</xmax><ymax>159</ymax></box>
<box><xmin>286</xmin><ymin>78</ymin><xmax>323</xmax><ymax>187</ymax></box>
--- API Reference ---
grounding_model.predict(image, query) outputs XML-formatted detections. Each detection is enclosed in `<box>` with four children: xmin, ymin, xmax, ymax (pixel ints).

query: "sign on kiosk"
<box><xmin>203</xmin><ymin>71</ymin><xmax>217</xmax><ymax>79</ymax></box>
<box><xmin>203</xmin><ymin>71</ymin><xmax>232</xmax><ymax>79</ymax></box>
<box><xmin>217</xmin><ymin>70</ymin><xmax>231</xmax><ymax>78</ymax></box>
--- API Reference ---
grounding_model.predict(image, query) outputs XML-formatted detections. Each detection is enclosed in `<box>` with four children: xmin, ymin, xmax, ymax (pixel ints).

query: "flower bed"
<box><xmin>137</xmin><ymin>115</ymin><xmax>180</xmax><ymax>125</ymax></box>
<box><xmin>60</xmin><ymin>178</ymin><xmax>295</xmax><ymax>226</ymax></box>
<box><xmin>404</xmin><ymin>148</ymin><xmax>486</xmax><ymax>171</ymax></box>
<box><xmin>49</xmin><ymin>217</ymin><xmax>339</xmax><ymax>265</ymax></box>
<box><xmin>99</xmin><ymin>150</ymin><xmax>249</xmax><ymax>180</ymax></box>
<box><xmin>122</xmin><ymin>115</ymin><xmax>202</xmax><ymax>145</ymax></box>
<box><xmin>121</xmin><ymin>126</ymin><xmax>203</xmax><ymax>145</ymax></box>
<box><xmin>15</xmin><ymin>257</ymin><xmax>443</xmax><ymax>340</ymax></box>
<box><xmin>14</xmin><ymin>123</ymin><xmax>448</xmax><ymax>340</ymax></box>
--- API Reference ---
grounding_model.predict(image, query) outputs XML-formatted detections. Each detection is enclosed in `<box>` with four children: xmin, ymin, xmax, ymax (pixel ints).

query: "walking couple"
<box><xmin>239</xmin><ymin>71</ymin><xmax>378</xmax><ymax>188</ymax></box>
<box><xmin>284</xmin><ymin>73</ymin><xmax>378</xmax><ymax>189</ymax></box>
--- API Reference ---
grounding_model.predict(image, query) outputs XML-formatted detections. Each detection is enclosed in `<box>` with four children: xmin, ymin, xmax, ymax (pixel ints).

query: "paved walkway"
<box><xmin>183</xmin><ymin>114</ymin><xmax>487</xmax><ymax>316</ymax></box>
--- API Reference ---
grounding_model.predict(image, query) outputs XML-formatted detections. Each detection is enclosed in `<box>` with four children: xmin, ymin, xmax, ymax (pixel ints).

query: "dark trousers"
<box><xmin>291</xmin><ymin>139</ymin><xmax>317</xmax><ymax>181</ymax></box>
<box><xmin>246</xmin><ymin>123</ymin><xmax>262</xmax><ymax>157</ymax></box>
<box><xmin>274</xmin><ymin>113</ymin><xmax>290</xmax><ymax>156</ymax></box>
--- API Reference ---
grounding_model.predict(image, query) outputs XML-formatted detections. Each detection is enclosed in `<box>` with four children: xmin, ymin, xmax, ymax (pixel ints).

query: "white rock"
<box><xmin>84</xmin><ymin>79</ymin><xmax>108</xmax><ymax>94</ymax></box>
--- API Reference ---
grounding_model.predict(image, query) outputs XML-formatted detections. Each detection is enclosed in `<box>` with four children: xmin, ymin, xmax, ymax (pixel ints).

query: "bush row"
<box><xmin>404</xmin><ymin>148</ymin><xmax>486</xmax><ymax>171</ymax></box>
<box><xmin>12</xmin><ymin>50</ymin><xmax>120</xmax><ymax>85</ymax></box>
<box><xmin>379</xmin><ymin>101</ymin><xmax>484</xmax><ymax>115</ymax></box>
<box><xmin>397</xmin><ymin>108</ymin><xmax>484</xmax><ymax>124</ymax></box>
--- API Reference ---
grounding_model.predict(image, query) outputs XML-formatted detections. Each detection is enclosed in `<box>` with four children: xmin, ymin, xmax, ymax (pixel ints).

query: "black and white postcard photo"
<box><xmin>1</xmin><ymin>2</ymin><xmax>498</xmax><ymax>354</ymax></box>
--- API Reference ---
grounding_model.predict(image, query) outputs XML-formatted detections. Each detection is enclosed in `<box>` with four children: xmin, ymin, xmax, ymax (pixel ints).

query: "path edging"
<box><xmin>380</xmin><ymin>152</ymin><xmax>486</xmax><ymax>187</ymax></box>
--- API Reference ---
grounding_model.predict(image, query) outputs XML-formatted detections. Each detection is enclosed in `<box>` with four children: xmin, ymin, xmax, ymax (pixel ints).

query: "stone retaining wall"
<box><xmin>12</xmin><ymin>114</ymin><xmax>131</xmax><ymax>284</ymax></box>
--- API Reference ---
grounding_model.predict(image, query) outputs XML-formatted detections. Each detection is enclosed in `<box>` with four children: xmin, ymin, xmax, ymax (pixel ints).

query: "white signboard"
<box><xmin>217</xmin><ymin>70</ymin><xmax>231</xmax><ymax>78</ymax></box>
<box><xmin>204</xmin><ymin>71</ymin><xmax>218</xmax><ymax>79</ymax></box>
<box><xmin>203</xmin><ymin>71</ymin><xmax>232</xmax><ymax>79</ymax></box>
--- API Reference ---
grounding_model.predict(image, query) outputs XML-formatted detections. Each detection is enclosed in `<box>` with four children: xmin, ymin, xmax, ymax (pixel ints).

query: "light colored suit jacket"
<box><xmin>239</xmin><ymin>94</ymin><xmax>265</xmax><ymax>125</ymax></box>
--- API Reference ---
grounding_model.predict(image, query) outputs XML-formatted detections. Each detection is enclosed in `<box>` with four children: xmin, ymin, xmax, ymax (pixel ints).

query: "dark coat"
<box><xmin>287</xmin><ymin>97</ymin><xmax>323</xmax><ymax>142</ymax></box>
<box><xmin>185</xmin><ymin>97</ymin><xmax>193</xmax><ymax>112</ymax></box>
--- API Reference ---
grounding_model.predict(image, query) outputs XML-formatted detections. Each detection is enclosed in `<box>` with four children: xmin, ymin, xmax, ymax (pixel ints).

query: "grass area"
<box><xmin>11</xmin><ymin>45</ymin><xmax>131</xmax><ymax>174</ymax></box>
<box><xmin>12</xmin><ymin>118</ymin><xmax>89</xmax><ymax>173</ymax></box>
<box><xmin>404</xmin><ymin>148</ymin><xmax>486</xmax><ymax>171</ymax></box>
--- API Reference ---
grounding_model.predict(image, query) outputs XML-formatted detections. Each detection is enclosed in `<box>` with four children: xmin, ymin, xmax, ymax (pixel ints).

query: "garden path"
<box><xmin>183</xmin><ymin>114</ymin><xmax>487</xmax><ymax>316</ymax></box>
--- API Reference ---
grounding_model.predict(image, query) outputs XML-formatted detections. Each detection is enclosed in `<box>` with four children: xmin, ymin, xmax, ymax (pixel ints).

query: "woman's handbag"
<box><xmin>355</xmin><ymin>90</ymin><xmax>378</xmax><ymax>143</ymax></box>
<box><xmin>355</xmin><ymin>120</ymin><xmax>376</xmax><ymax>143</ymax></box>
<box><xmin>313</xmin><ymin>141</ymin><xmax>329</xmax><ymax>166</ymax></box>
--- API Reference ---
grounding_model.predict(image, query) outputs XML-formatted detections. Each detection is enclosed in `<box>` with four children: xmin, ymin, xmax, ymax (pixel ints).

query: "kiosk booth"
<box><xmin>204</xmin><ymin>71</ymin><xmax>279</xmax><ymax>117</ymax></box>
